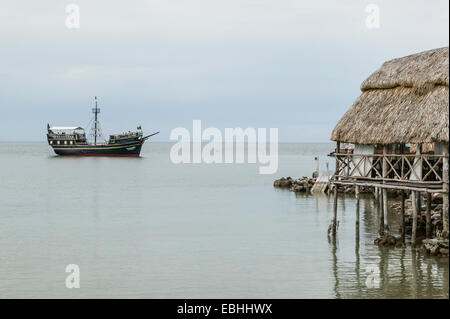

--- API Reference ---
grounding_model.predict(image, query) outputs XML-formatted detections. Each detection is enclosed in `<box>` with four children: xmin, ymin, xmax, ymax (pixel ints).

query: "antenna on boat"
<box><xmin>92</xmin><ymin>96</ymin><xmax>101</xmax><ymax>145</ymax></box>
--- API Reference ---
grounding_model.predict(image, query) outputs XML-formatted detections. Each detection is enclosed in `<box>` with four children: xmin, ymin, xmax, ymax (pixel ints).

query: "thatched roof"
<box><xmin>331</xmin><ymin>47</ymin><xmax>449</xmax><ymax>144</ymax></box>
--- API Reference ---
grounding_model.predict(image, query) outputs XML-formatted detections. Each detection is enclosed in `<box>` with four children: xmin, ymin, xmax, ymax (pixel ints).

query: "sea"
<box><xmin>0</xmin><ymin>142</ymin><xmax>448</xmax><ymax>298</ymax></box>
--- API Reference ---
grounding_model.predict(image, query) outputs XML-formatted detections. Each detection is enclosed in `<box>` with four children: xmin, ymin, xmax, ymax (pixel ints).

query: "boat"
<box><xmin>46</xmin><ymin>97</ymin><xmax>159</xmax><ymax>156</ymax></box>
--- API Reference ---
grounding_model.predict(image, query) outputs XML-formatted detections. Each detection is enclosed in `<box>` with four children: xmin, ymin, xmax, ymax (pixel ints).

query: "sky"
<box><xmin>0</xmin><ymin>0</ymin><xmax>448</xmax><ymax>142</ymax></box>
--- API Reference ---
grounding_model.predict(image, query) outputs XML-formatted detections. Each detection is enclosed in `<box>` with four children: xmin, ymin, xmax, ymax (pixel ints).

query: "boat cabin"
<box><xmin>108</xmin><ymin>130</ymin><xmax>143</xmax><ymax>144</ymax></box>
<box><xmin>47</xmin><ymin>126</ymin><xmax>87</xmax><ymax>145</ymax></box>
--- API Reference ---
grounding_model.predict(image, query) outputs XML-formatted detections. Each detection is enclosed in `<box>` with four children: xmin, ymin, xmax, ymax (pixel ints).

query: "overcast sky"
<box><xmin>0</xmin><ymin>0</ymin><xmax>448</xmax><ymax>142</ymax></box>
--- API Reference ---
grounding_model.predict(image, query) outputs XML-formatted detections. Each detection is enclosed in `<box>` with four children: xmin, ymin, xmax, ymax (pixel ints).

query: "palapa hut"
<box><xmin>329</xmin><ymin>47</ymin><xmax>449</xmax><ymax>244</ymax></box>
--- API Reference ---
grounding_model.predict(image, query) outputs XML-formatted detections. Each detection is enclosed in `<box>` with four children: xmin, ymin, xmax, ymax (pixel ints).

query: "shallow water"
<box><xmin>0</xmin><ymin>142</ymin><xmax>448</xmax><ymax>298</ymax></box>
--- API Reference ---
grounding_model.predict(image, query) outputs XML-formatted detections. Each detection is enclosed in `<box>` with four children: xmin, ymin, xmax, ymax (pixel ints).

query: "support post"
<box><xmin>332</xmin><ymin>141</ymin><xmax>340</xmax><ymax>235</ymax></box>
<box><xmin>333</xmin><ymin>185</ymin><xmax>338</xmax><ymax>235</ymax></box>
<box><xmin>379</xmin><ymin>187</ymin><xmax>384</xmax><ymax>235</ymax></box>
<box><xmin>382</xmin><ymin>146</ymin><xmax>389</xmax><ymax>233</ymax></box>
<box><xmin>355</xmin><ymin>185</ymin><xmax>360</xmax><ymax>228</ymax></box>
<box><xmin>401</xmin><ymin>190</ymin><xmax>406</xmax><ymax>244</ymax></box>
<box><xmin>412</xmin><ymin>191</ymin><xmax>419</xmax><ymax>247</ymax></box>
<box><xmin>426</xmin><ymin>192</ymin><xmax>432</xmax><ymax>239</ymax></box>
<box><xmin>443</xmin><ymin>143</ymin><xmax>449</xmax><ymax>233</ymax></box>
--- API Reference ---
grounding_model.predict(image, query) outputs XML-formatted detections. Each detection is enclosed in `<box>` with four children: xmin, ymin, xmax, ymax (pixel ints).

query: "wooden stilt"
<box><xmin>382</xmin><ymin>146</ymin><xmax>389</xmax><ymax>233</ymax></box>
<box><xmin>332</xmin><ymin>141</ymin><xmax>340</xmax><ymax>236</ymax></box>
<box><xmin>355</xmin><ymin>185</ymin><xmax>360</xmax><ymax>227</ymax></box>
<box><xmin>401</xmin><ymin>190</ymin><xmax>406</xmax><ymax>244</ymax></box>
<box><xmin>412</xmin><ymin>191</ymin><xmax>418</xmax><ymax>246</ymax></box>
<box><xmin>426</xmin><ymin>192</ymin><xmax>432</xmax><ymax>239</ymax></box>
<box><xmin>383</xmin><ymin>189</ymin><xmax>389</xmax><ymax>233</ymax></box>
<box><xmin>333</xmin><ymin>185</ymin><xmax>338</xmax><ymax>235</ymax></box>
<box><xmin>443</xmin><ymin>144</ymin><xmax>449</xmax><ymax>233</ymax></box>
<box><xmin>379</xmin><ymin>187</ymin><xmax>384</xmax><ymax>235</ymax></box>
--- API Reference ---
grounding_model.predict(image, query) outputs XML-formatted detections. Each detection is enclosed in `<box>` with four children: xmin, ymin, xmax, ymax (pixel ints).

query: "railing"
<box><xmin>47</xmin><ymin>133</ymin><xmax>86</xmax><ymax>140</ymax></box>
<box><xmin>332</xmin><ymin>153</ymin><xmax>446</xmax><ymax>185</ymax></box>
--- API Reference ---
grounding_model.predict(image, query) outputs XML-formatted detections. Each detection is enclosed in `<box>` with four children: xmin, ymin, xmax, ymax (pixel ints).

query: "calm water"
<box><xmin>0</xmin><ymin>142</ymin><xmax>448</xmax><ymax>298</ymax></box>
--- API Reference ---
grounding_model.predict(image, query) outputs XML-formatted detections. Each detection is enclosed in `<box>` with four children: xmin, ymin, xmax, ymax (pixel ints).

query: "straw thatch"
<box><xmin>331</xmin><ymin>47</ymin><xmax>449</xmax><ymax>144</ymax></box>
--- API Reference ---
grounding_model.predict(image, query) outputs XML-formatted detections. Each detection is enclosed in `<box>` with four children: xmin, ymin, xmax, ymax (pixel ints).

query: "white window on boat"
<box><xmin>70</xmin><ymin>141</ymin><xmax>73</xmax><ymax>145</ymax></box>
<box><xmin>64</xmin><ymin>141</ymin><xmax>67</xmax><ymax>145</ymax></box>
<box><xmin>50</xmin><ymin>141</ymin><xmax>53</xmax><ymax>144</ymax></box>
<box><xmin>57</xmin><ymin>141</ymin><xmax>60</xmax><ymax>145</ymax></box>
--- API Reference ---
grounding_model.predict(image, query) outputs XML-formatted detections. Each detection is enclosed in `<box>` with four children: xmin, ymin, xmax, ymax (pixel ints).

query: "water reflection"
<box><xmin>324</xmin><ymin>193</ymin><xmax>449</xmax><ymax>299</ymax></box>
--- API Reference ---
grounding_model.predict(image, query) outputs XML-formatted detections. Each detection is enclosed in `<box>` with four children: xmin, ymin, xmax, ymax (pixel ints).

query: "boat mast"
<box><xmin>92</xmin><ymin>96</ymin><xmax>101</xmax><ymax>145</ymax></box>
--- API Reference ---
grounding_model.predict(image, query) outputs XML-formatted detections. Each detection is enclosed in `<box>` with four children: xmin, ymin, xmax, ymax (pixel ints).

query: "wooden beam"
<box><xmin>334</xmin><ymin>175</ymin><xmax>443</xmax><ymax>185</ymax></box>
<box><xmin>426</xmin><ymin>192</ymin><xmax>432</xmax><ymax>239</ymax></box>
<box><xmin>331</xmin><ymin>180</ymin><xmax>446</xmax><ymax>193</ymax></box>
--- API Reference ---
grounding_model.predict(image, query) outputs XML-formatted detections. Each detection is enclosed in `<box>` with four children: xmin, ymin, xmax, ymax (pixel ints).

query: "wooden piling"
<box><xmin>443</xmin><ymin>143</ymin><xmax>449</xmax><ymax>233</ymax></box>
<box><xmin>383</xmin><ymin>189</ymin><xmax>389</xmax><ymax>233</ymax></box>
<box><xmin>382</xmin><ymin>146</ymin><xmax>389</xmax><ymax>233</ymax></box>
<box><xmin>379</xmin><ymin>187</ymin><xmax>384</xmax><ymax>235</ymax></box>
<box><xmin>332</xmin><ymin>142</ymin><xmax>340</xmax><ymax>235</ymax></box>
<box><xmin>401</xmin><ymin>190</ymin><xmax>406</xmax><ymax>244</ymax></box>
<box><xmin>355</xmin><ymin>185</ymin><xmax>360</xmax><ymax>228</ymax></box>
<box><xmin>426</xmin><ymin>192</ymin><xmax>432</xmax><ymax>239</ymax></box>
<box><xmin>411</xmin><ymin>191</ymin><xmax>418</xmax><ymax>246</ymax></box>
<box><xmin>333</xmin><ymin>185</ymin><xmax>338</xmax><ymax>235</ymax></box>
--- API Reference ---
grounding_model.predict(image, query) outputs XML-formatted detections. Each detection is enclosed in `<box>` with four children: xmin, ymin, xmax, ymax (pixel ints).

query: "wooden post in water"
<box><xmin>401</xmin><ymin>190</ymin><xmax>406</xmax><ymax>244</ymax></box>
<box><xmin>443</xmin><ymin>143</ymin><xmax>449</xmax><ymax>233</ymax></box>
<box><xmin>355</xmin><ymin>185</ymin><xmax>360</xmax><ymax>229</ymax></box>
<box><xmin>411</xmin><ymin>191</ymin><xmax>419</xmax><ymax>247</ymax></box>
<box><xmin>333</xmin><ymin>186</ymin><xmax>338</xmax><ymax>235</ymax></box>
<box><xmin>382</xmin><ymin>146</ymin><xmax>389</xmax><ymax>233</ymax></box>
<box><xmin>426</xmin><ymin>192</ymin><xmax>432</xmax><ymax>239</ymax></box>
<box><xmin>379</xmin><ymin>187</ymin><xmax>384</xmax><ymax>235</ymax></box>
<box><xmin>332</xmin><ymin>142</ymin><xmax>340</xmax><ymax>235</ymax></box>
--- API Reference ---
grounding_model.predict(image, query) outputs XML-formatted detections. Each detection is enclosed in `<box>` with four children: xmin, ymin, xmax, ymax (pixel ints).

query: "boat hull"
<box><xmin>51</xmin><ymin>141</ymin><xmax>143</xmax><ymax>157</ymax></box>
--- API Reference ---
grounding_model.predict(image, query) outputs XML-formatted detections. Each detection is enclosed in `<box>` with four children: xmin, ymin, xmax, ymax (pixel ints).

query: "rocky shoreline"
<box><xmin>273</xmin><ymin>176</ymin><xmax>315</xmax><ymax>193</ymax></box>
<box><xmin>273</xmin><ymin>176</ymin><xmax>373</xmax><ymax>194</ymax></box>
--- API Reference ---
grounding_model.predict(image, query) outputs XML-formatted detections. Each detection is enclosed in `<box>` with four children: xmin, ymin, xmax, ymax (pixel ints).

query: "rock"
<box><xmin>388</xmin><ymin>236</ymin><xmax>396</xmax><ymax>245</ymax></box>
<box><xmin>430</xmin><ymin>245</ymin><xmax>439</xmax><ymax>255</ymax></box>
<box><xmin>273</xmin><ymin>177</ymin><xmax>293</xmax><ymax>188</ymax></box>
<box><xmin>292</xmin><ymin>185</ymin><xmax>305</xmax><ymax>192</ymax></box>
<box><xmin>420</xmin><ymin>246</ymin><xmax>428</xmax><ymax>254</ymax></box>
<box><xmin>374</xmin><ymin>235</ymin><xmax>403</xmax><ymax>248</ymax></box>
<box><xmin>396</xmin><ymin>241</ymin><xmax>406</xmax><ymax>248</ymax></box>
<box><xmin>274</xmin><ymin>176</ymin><xmax>316</xmax><ymax>193</ymax></box>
